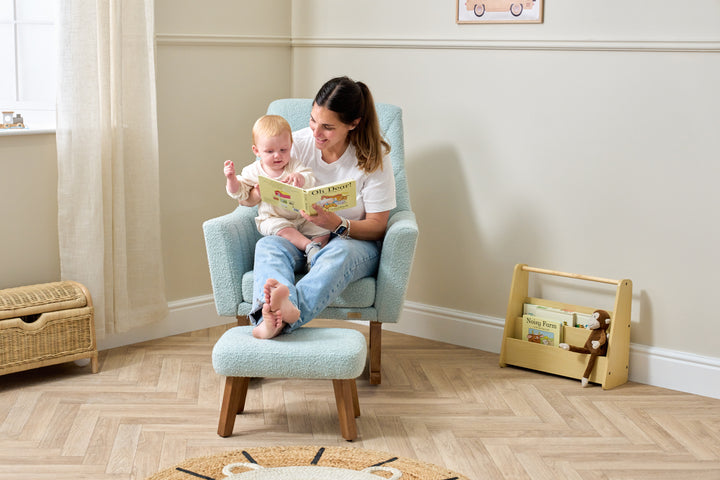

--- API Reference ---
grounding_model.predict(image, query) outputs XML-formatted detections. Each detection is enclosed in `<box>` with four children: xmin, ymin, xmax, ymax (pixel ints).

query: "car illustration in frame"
<box><xmin>457</xmin><ymin>0</ymin><xmax>543</xmax><ymax>23</ymax></box>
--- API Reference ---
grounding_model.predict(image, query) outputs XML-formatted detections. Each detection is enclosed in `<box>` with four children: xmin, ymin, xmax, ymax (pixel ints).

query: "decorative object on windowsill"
<box><xmin>1</xmin><ymin>111</ymin><xmax>26</xmax><ymax>129</ymax></box>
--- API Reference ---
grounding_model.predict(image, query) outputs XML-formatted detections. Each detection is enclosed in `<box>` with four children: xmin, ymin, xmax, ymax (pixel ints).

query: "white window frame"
<box><xmin>0</xmin><ymin>0</ymin><xmax>57</xmax><ymax>133</ymax></box>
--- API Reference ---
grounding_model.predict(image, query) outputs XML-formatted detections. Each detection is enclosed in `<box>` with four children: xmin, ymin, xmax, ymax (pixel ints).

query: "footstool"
<box><xmin>212</xmin><ymin>326</ymin><xmax>367</xmax><ymax>441</ymax></box>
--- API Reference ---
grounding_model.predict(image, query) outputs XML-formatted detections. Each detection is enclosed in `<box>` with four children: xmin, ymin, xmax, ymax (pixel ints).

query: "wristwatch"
<box><xmin>333</xmin><ymin>217</ymin><xmax>350</xmax><ymax>239</ymax></box>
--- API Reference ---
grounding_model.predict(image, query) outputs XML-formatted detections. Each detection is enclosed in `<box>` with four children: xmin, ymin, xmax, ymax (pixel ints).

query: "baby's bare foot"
<box><xmin>264</xmin><ymin>279</ymin><xmax>300</xmax><ymax>324</ymax></box>
<box><xmin>263</xmin><ymin>278</ymin><xmax>279</xmax><ymax>305</ymax></box>
<box><xmin>252</xmin><ymin>303</ymin><xmax>284</xmax><ymax>339</ymax></box>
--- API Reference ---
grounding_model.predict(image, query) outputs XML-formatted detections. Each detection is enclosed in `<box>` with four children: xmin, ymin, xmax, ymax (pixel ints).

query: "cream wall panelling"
<box><xmin>155</xmin><ymin>34</ymin><xmax>720</xmax><ymax>53</ymax></box>
<box><xmin>155</xmin><ymin>34</ymin><xmax>291</xmax><ymax>47</ymax></box>
<box><xmin>155</xmin><ymin>33</ymin><xmax>720</xmax><ymax>53</ymax></box>
<box><xmin>290</xmin><ymin>37</ymin><xmax>720</xmax><ymax>52</ymax></box>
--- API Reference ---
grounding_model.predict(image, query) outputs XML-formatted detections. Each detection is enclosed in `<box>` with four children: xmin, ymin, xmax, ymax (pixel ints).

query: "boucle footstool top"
<box><xmin>212</xmin><ymin>326</ymin><xmax>367</xmax><ymax>380</ymax></box>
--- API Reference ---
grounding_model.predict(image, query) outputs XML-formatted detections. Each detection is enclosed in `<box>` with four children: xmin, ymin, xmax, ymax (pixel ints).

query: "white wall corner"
<box><xmin>392</xmin><ymin>301</ymin><xmax>720</xmax><ymax>400</ymax></box>
<box><xmin>96</xmin><ymin>294</ymin><xmax>229</xmax><ymax>351</ymax></box>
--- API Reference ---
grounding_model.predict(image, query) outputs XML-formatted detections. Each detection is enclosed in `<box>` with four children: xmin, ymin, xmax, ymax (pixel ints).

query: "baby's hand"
<box><xmin>284</xmin><ymin>173</ymin><xmax>305</xmax><ymax>187</ymax></box>
<box><xmin>223</xmin><ymin>160</ymin><xmax>236</xmax><ymax>179</ymax></box>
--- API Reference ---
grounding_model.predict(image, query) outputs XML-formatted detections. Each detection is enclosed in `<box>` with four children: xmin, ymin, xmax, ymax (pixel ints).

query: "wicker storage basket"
<box><xmin>0</xmin><ymin>281</ymin><xmax>98</xmax><ymax>376</ymax></box>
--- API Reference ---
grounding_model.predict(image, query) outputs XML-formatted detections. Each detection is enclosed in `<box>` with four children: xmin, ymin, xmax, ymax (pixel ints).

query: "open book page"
<box><xmin>258</xmin><ymin>176</ymin><xmax>356</xmax><ymax>215</ymax></box>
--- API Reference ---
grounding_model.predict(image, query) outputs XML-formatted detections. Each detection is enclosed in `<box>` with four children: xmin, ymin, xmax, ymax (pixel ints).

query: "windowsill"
<box><xmin>0</xmin><ymin>127</ymin><xmax>56</xmax><ymax>136</ymax></box>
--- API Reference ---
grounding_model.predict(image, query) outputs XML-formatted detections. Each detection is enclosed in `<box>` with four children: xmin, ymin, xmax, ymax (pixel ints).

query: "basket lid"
<box><xmin>0</xmin><ymin>281</ymin><xmax>89</xmax><ymax>320</ymax></box>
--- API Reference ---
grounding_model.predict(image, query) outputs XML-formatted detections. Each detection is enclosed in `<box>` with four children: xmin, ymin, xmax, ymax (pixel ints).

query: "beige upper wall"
<box><xmin>290</xmin><ymin>1</ymin><xmax>720</xmax><ymax>358</ymax></box>
<box><xmin>155</xmin><ymin>0</ymin><xmax>291</xmax><ymax>36</ymax></box>
<box><xmin>154</xmin><ymin>1</ymin><xmax>292</xmax><ymax>300</ymax></box>
<box><xmin>292</xmin><ymin>0</ymin><xmax>720</xmax><ymax>40</ymax></box>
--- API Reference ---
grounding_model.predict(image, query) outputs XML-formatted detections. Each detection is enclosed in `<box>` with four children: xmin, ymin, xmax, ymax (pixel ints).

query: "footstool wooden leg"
<box><xmin>333</xmin><ymin>379</ymin><xmax>358</xmax><ymax>441</ymax></box>
<box><xmin>351</xmin><ymin>379</ymin><xmax>360</xmax><ymax>418</ymax></box>
<box><xmin>218</xmin><ymin>376</ymin><xmax>249</xmax><ymax>437</ymax></box>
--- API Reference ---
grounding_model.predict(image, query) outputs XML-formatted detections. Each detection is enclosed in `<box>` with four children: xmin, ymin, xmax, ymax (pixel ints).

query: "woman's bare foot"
<box><xmin>264</xmin><ymin>279</ymin><xmax>300</xmax><ymax>324</ymax></box>
<box><xmin>252</xmin><ymin>303</ymin><xmax>284</xmax><ymax>339</ymax></box>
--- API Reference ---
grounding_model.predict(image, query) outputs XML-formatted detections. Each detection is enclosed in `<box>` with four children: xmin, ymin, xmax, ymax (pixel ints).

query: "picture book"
<box><xmin>523</xmin><ymin>303</ymin><xmax>575</xmax><ymax>327</ymax></box>
<box><xmin>574</xmin><ymin>312</ymin><xmax>596</xmax><ymax>328</ymax></box>
<box><xmin>258</xmin><ymin>176</ymin><xmax>356</xmax><ymax>216</ymax></box>
<box><xmin>521</xmin><ymin>314</ymin><xmax>563</xmax><ymax>347</ymax></box>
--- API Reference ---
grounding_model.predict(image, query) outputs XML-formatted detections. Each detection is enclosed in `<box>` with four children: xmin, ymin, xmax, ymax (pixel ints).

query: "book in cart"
<box><xmin>521</xmin><ymin>314</ymin><xmax>563</xmax><ymax>347</ymax></box>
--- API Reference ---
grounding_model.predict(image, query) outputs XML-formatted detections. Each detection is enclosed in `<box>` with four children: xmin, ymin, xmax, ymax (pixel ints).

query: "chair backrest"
<box><xmin>266</xmin><ymin>99</ymin><xmax>411</xmax><ymax>214</ymax></box>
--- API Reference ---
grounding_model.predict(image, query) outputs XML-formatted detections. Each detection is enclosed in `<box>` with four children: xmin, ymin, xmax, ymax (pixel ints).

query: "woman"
<box><xmin>248</xmin><ymin>76</ymin><xmax>396</xmax><ymax>339</ymax></box>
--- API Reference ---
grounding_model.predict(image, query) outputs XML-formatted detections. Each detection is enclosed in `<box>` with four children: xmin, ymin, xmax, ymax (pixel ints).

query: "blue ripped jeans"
<box><xmin>250</xmin><ymin>234</ymin><xmax>381</xmax><ymax>333</ymax></box>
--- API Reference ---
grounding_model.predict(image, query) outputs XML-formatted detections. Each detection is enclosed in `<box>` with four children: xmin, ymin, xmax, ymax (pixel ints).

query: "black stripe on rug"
<box><xmin>311</xmin><ymin>447</ymin><xmax>325</xmax><ymax>465</ymax></box>
<box><xmin>241</xmin><ymin>450</ymin><xmax>258</xmax><ymax>464</ymax></box>
<box><xmin>175</xmin><ymin>467</ymin><xmax>215</xmax><ymax>480</ymax></box>
<box><xmin>371</xmin><ymin>456</ymin><xmax>399</xmax><ymax>467</ymax></box>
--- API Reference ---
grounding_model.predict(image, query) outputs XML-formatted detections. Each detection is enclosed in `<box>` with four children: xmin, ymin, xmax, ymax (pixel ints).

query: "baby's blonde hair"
<box><xmin>252</xmin><ymin>115</ymin><xmax>292</xmax><ymax>145</ymax></box>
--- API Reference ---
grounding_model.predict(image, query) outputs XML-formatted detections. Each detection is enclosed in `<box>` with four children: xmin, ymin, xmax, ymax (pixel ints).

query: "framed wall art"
<box><xmin>457</xmin><ymin>0</ymin><xmax>544</xmax><ymax>24</ymax></box>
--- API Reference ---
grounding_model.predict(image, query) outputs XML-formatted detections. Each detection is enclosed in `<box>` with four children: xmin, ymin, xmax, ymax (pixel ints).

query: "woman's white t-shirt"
<box><xmin>292</xmin><ymin>127</ymin><xmax>396</xmax><ymax>221</ymax></box>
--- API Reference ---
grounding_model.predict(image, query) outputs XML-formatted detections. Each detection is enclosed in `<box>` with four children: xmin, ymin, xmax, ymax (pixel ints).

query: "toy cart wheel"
<box><xmin>17</xmin><ymin>123</ymin><xmax>24</xmax><ymax>128</ymax></box>
<box><xmin>473</xmin><ymin>4</ymin><xmax>486</xmax><ymax>16</ymax></box>
<box><xmin>510</xmin><ymin>3</ymin><xmax>523</xmax><ymax>16</ymax></box>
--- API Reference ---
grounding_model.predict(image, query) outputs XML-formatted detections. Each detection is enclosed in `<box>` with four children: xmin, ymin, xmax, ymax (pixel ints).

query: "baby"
<box><xmin>223</xmin><ymin>115</ymin><xmax>329</xmax><ymax>338</ymax></box>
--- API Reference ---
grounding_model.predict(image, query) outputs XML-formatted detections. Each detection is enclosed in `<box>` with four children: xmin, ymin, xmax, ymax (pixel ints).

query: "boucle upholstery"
<box><xmin>212</xmin><ymin>326</ymin><xmax>367</xmax><ymax>380</ymax></box>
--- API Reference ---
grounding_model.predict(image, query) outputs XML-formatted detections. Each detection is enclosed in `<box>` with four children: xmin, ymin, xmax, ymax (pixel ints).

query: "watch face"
<box><xmin>335</xmin><ymin>226</ymin><xmax>347</xmax><ymax>235</ymax></box>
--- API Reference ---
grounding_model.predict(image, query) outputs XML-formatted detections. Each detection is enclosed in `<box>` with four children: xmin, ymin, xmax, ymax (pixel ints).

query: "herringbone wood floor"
<box><xmin>1</xmin><ymin>319</ymin><xmax>719</xmax><ymax>479</ymax></box>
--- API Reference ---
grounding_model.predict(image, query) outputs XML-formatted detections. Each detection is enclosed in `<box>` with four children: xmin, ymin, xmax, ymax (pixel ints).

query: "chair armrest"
<box><xmin>375</xmin><ymin>209</ymin><xmax>419</xmax><ymax>323</ymax></box>
<box><xmin>202</xmin><ymin>206</ymin><xmax>260</xmax><ymax>316</ymax></box>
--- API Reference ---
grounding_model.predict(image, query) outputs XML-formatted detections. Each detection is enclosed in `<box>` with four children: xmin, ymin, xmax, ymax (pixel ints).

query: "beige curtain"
<box><xmin>56</xmin><ymin>0</ymin><xmax>168</xmax><ymax>336</ymax></box>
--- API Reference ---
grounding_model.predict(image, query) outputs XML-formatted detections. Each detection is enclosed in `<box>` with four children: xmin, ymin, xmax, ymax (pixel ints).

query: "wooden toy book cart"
<box><xmin>499</xmin><ymin>264</ymin><xmax>632</xmax><ymax>389</ymax></box>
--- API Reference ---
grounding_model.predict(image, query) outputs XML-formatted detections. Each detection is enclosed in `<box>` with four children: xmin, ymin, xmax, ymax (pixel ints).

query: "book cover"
<box><xmin>523</xmin><ymin>303</ymin><xmax>575</xmax><ymax>327</ymax></box>
<box><xmin>521</xmin><ymin>314</ymin><xmax>563</xmax><ymax>347</ymax></box>
<box><xmin>574</xmin><ymin>312</ymin><xmax>596</xmax><ymax>328</ymax></box>
<box><xmin>258</xmin><ymin>176</ymin><xmax>356</xmax><ymax>215</ymax></box>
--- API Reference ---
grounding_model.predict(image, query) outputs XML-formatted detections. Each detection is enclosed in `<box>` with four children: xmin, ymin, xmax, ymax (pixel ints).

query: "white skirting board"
<box><xmin>98</xmin><ymin>296</ymin><xmax>720</xmax><ymax>400</ymax></box>
<box><xmin>96</xmin><ymin>294</ymin><xmax>228</xmax><ymax>352</ymax></box>
<box><xmin>387</xmin><ymin>301</ymin><xmax>720</xmax><ymax>400</ymax></box>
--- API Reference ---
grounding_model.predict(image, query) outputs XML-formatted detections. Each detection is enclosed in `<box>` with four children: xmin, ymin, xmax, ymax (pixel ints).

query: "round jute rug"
<box><xmin>146</xmin><ymin>445</ymin><xmax>470</xmax><ymax>480</ymax></box>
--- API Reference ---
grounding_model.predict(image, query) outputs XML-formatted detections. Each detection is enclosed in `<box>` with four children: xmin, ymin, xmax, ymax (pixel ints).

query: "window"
<box><xmin>0</xmin><ymin>0</ymin><xmax>57</xmax><ymax>131</ymax></box>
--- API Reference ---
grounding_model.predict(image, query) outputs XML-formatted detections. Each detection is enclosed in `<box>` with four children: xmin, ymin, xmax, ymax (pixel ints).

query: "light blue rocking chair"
<box><xmin>202</xmin><ymin>99</ymin><xmax>418</xmax><ymax>384</ymax></box>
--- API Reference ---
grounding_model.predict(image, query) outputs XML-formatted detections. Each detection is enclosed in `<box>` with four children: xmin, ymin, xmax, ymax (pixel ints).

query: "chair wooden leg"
<box><xmin>236</xmin><ymin>315</ymin><xmax>250</xmax><ymax>326</ymax></box>
<box><xmin>332</xmin><ymin>379</ymin><xmax>358</xmax><ymax>441</ymax></box>
<box><xmin>369</xmin><ymin>321</ymin><xmax>382</xmax><ymax>385</ymax></box>
<box><xmin>218</xmin><ymin>376</ymin><xmax>249</xmax><ymax>437</ymax></box>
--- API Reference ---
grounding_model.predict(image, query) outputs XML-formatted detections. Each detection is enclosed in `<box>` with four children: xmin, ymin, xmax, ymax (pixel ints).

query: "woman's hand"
<box><xmin>300</xmin><ymin>207</ymin><xmax>390</xmax><ymax>241</ymax></box>
<box><xmin>300</xmin><ymin>205</ymin><xmax>341</xmax><ymax>231</ymax></box>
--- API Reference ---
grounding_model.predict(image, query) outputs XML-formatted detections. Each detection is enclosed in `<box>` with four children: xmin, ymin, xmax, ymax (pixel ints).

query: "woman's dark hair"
<box><xmin>314</xmin><ymin>76</ymin><xmax>390</xmax><ymax>174</ymax></box>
